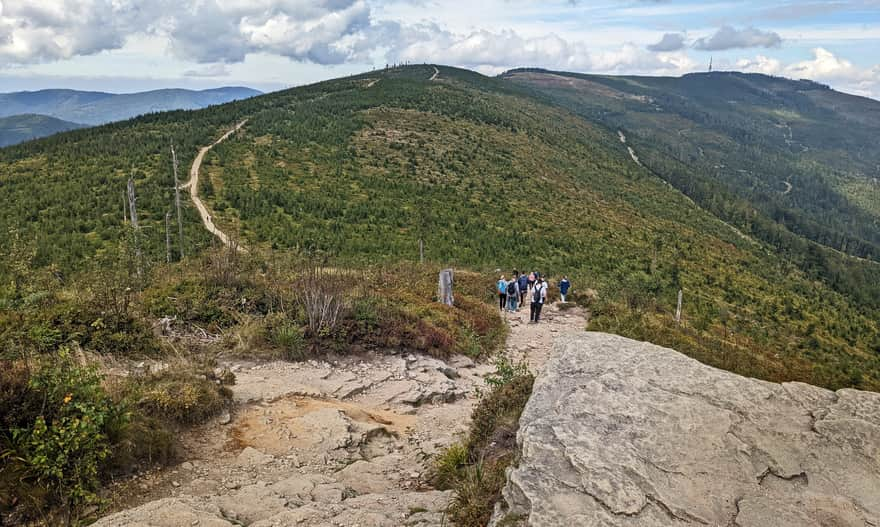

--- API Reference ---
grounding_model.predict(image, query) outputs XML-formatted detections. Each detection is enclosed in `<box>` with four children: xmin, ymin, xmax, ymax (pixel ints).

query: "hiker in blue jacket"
<box><xmin>559</xmin><ymin>275</ymin><xmax>571</xmax><ymax>303</ymax></box>
<box><xmin>497</xmin><ymin>275</ymin><xmax>508</xmax><ymax>311</ymax></box>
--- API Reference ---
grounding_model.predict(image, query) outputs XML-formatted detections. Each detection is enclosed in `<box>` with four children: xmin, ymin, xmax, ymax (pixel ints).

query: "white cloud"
<box><xmin>735</xmin><ymin>55</ymin><xmax>783</xmax><ymax>75</ymax></box>
<box><xmin>0</xmin><ymin>0</ymin><xmax>373</xmax><ymax>66</ymax></box>
<box><xmin>183</xmin><ymin>63</ymin><xmax>231</xmax><ymax>77</ymax></box>
<box><xmin>383</xmin><ymin>23</ymin><xmax>696</xmax><ymax>76</ymax></box>
<box><xmin>694</xmin><ymin>26</ymin><xmax>782</xmax><ymax>51</ymax></box>
<box><xmin>736</xmin><ymin>48</ymin><xmax>880</xmax><ymax>98</ymax></box>
<box><xmin>648</xmin><ymin>33</ymin><xmax>686</xmax><ymax>52</ymax></box>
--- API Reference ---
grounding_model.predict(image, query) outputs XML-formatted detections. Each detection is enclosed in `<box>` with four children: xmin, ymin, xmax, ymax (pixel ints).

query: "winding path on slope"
<box><xmin>430</xmin><ymin>65</ymin><xmax>439</xmax><ymax>80</ymax></box>
<box><xmin>180</xmin><ymin>120</ymin><xmax>248</xmax><ymax>250</ymax></box>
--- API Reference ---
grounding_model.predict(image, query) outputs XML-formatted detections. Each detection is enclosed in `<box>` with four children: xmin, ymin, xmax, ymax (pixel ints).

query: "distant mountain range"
<box><xmin>0</xmin><ymin>87</ymin><xmax>262</xmax><ymax>146</ymax></box>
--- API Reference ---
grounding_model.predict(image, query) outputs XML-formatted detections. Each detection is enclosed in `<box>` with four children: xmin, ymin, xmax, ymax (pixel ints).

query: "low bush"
<box><xmin>0</xmin><ymin>296</ymin><xmax>160</xmax><ymax>360</ymax></box>
<box><xmin>1</xmin><ymin>350</ymin><xmax>127</xmax><ymax>521</ymax></box>
<box><xmin>431</xmin><ymin>362</ymin><xmax>534</xmax><ymax>527</ymax></box>
<box><xmin>132</xmin><ymin>369</ymin><xmax>233</xmax><ymax>425</ymax></box>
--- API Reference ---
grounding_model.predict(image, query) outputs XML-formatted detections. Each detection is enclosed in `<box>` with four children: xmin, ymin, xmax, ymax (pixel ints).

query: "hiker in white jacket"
<box><xmin>530</xmin><ymin>277</ymin><xmax>547</xmax><ymax>323</ymax></box>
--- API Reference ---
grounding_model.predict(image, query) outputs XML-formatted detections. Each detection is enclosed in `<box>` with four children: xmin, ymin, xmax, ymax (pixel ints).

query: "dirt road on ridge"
<box><xmin>180</xmin><ymin>120</ymin><xmax>248</xmax><ymax>250</ymax></box>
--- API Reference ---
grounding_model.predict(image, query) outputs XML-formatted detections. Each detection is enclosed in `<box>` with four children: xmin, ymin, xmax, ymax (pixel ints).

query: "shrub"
<box><xmin>1</xmin><ymin>349</ymin><xmax>126</xmax><ymax>517</ymax></box>
<box><xmin>267</xmin><ymin>315</ymin><xmax>307</xmax><ymax>361</ymax></box>
<box><xmin>134</xmin><ymin>369</ymin><xmax>232</xmax><ymax>425</ymax></box>
<box><xmin>295</xmin><ymin>267</ymin><xmax>352</xmax><ymax>337</ymax></box>
<box><xmin>430</xmin><ymin>442</ymin><xmax>468</xmax><ymax>490</ymax></box>
<box><xmin>433</xmin><ymin>363</ymin><xmax>535</xmax><ymax>527</ymax></box>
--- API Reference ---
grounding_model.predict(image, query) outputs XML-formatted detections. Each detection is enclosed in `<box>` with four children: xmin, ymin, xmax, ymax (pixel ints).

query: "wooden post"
<box><xmin>165</xmin><ymin>211</ymin><xmax>172</xmax><ymax>263</ymax></box>
<box><xmin>127</xmin><ymin>175</ymin><xmax>143</xmax><ymax>279</ymax></box>
<box><xmin>419</xmin><ymin>239</ymin><xmax>424</xmax><ymax>264</ymax></box>
<box><xmin>438</xmin><ymin>268</ymin><xmax>454</xmax><ymax>306</ymax></box>
<box><xmin>171</xmin><ymin>143</ymin><xmax>185</xmax><ymax>260</ymax></box>
<box><xmin>675</xmin><ymin>289</ymin><xmax>683</xmax><ymax>326</ymax></box>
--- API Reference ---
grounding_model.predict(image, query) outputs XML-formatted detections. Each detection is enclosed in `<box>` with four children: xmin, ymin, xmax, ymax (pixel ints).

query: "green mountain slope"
<box><xmin>1</xmin><ymin>65</ymin><xmax>878</xmax><ymax>389</ymax></box>
<box><xmin>0</xmin><ymin>87</ymin><xmax>262</xmax><ymax>126</ymax></box>
<box><xmin>501</xmin><ymin>69</ymin><xmax>880</xmax><ymax>257</ymax></box>
<box><xmin>0</xmin><ymin>114</ymin><xmax>86</xmax><ymax>147</ymax></box>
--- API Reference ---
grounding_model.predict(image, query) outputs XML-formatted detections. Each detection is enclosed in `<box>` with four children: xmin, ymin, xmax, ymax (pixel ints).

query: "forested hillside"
<box><xmin>0</xmin><ymin>114</ymin><xmax>86</xmax><ymax>147</ymax></box>
<box><xmin>502</xmin><ymin>69</ymin><xmax>880</xmax><ymax>306</ymax></box>
<box><xmin>1</xmin><ymin>64</ymin><xmax>878</xmax><ymax>390</ymax></box>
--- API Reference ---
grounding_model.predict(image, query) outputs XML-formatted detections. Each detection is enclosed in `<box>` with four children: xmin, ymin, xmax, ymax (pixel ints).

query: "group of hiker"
<box><xmin>496</xmin><ymin>271</ymin><xmax>571</xmax><ymax>324</ymax></box>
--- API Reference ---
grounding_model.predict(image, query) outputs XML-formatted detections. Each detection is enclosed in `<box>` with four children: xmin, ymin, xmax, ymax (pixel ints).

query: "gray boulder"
<box><xmin>493</xmin><ymin>332</ymin><xmax>880</xmax><ymax>527</ymax></box>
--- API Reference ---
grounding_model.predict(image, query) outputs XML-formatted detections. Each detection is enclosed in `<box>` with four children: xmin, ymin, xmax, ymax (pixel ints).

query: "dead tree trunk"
<box><xmin>127</xmin><ymin>175</ymin><xmax>143</xmax><ymax>279</ymax></box>
<box><xmin>419</xmin><ymin>239</ymin><xmax>424</xmax><ymax>264</ymax></box>
<box><xmin>675</xmin><ymin>289</ymin><xmax>683</xmax><ymax>326</ymax></box>
<box><xmin>165</xmin><ymin>211</ymin><xmax>172</xmax><ymax>263</ymax></box>
<box><xmin>171</xmin><ymin>143</ymin><xmax>185</xmax><ymax>260</ymax></box>
<box><xmin>438</xmin><ymin>268</ymin><xmax>454</xmax><ymax>306</ymax></box>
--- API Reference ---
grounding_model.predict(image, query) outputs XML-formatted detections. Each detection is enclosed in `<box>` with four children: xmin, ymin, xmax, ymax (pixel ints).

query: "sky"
<box><xmin>0</xmin><ymin>0</ymin><xmax>879</xmax><ymax>99</ymax></box>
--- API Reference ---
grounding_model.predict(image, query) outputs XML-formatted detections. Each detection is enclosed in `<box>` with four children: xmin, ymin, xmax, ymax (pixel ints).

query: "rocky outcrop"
<box><xmin>493</xmin><ymin>332</ymin><xmax>880</xmax><ymax>527</ymax></box>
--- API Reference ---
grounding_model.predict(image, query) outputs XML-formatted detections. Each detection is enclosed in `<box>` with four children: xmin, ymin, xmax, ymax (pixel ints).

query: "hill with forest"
<box><xmin>502</xmin><ymin>69</ymin><xmax>880</xmax><ymax>303</ymax></box>
<box><xmin>1</xmin><ymin>64</ymin><xmax>878</xmax><ymax>390</ymax></box>
<box><xmin>0</xmin><ymin>87</ymin><xmax>262</xmax><ymax>128</ymax></box>
<box><xmin>0</xmin><ymin>114</ymin><xmax>86</xmax><ymax>147</ymax></box>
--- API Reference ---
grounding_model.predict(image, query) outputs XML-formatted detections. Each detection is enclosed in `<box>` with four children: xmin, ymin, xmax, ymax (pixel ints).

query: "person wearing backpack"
<box><xmin>517</xmin><ymin>272</ymin><xmax>529</xmax><ymax>306</ymax></box>
<box><xmin>559</xmin><ymin>275</ymin><xmax>571</xmax><ymax>303</ymax></box>
<box><xmin>506</xmin><ymin>275</ymin><xmax>520</xmax><ymax>312</ymax></box>
<box><xmin>496</xmin><ymin>275</ymin><xmax>508</xmax><ymax>311</ymax></box>
<box><xmin>530</xmin><ymin>277</ymin><xmax>547</xmax><ymax>323</ymax></box>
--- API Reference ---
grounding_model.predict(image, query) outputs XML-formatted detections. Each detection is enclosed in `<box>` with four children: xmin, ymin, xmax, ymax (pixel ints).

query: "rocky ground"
<box><xmin>98</xmin><ymin>303</ymin><xmax>588</xmax><ymax>526</ymax></box>
<box><xmin>493</xmin><ymin>332</ymin><xmax>880</xmax><ymax>527</ymax></box>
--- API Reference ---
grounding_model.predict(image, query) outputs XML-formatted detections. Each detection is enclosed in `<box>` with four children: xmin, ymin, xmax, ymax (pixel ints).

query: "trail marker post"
<box><xmin>438</xmin><ymin>268</ymin><xmax>454</xmax><ymax>306</ymax></box>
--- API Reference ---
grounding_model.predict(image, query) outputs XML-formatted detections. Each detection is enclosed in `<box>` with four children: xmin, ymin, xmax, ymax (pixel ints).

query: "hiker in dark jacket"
<box><xmin>559</xmin><ymin>276</ymin><xmax>571</xmax><ymax>302</ymax></box>
<box><xmin>506</xmin><ymin>276</ymin><xmax>520</xmax><ymax>312</ymax></box>
<box><xmin>517</xmin><ymin>272</ymin><xmax>529</xmax><ymax>306</ymax></box>
<box><xmin>530</xmin><ymin>277</ymin><xmax>547</xmax><ymax>323</ymax></box>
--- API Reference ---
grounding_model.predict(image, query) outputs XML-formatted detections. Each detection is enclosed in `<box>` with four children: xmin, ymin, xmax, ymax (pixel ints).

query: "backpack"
<box><xmin>533</xmin><ymin>283</ymin><xmax>544</xmax><ymax>303</ymax></box>
<box><xmin>507</xmin><ymin>281</ymin><xmax>517</xmax><ymax>296</ymax></box>
<box><xmin>497</xmin><ymin>280</ymin><xmax>506</xmax><ymax>293</ymax></box>
<box><xmin>518</xmin><ymin>275</ymin><xmax>528</xmax><ymax>290</ymax></box>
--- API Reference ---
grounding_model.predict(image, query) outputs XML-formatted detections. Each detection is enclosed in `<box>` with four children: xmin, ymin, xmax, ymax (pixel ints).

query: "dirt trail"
<box><xmin>180</xmin><ymin>120</ymin><xmax>248</xmax><ymax>250</ymax></box>
<box><xmin>430</xmin><ymin>66</ymin><xmax>439</xmax><ymax>81</ymax></box>
<box><xmin>98</xmin><ymin>303</ymin><xmax>587</xmax><ymax>526</ymax></box>
<box><xmin>618</xmin><ymin>129</ymin><xmax>642</xmax><ymax>166</ymax></box>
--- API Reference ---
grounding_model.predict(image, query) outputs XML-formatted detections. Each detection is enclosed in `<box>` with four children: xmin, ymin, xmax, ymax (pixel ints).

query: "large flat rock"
<box><xmin>493</xmin><ymin>332</ymin><xmax>880</xmax><ymax>527</ymax></box>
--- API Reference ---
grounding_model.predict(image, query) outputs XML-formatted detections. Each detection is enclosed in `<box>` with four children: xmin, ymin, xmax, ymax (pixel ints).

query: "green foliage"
<box><xmin>131</xmin><ymin>369</ymin><xmax>232</xmax><ymax>425</ymax></box>
<box><xmin>484</xmin><ymin>355</ymin><xmax>529</xmax><ymax>389</ymax></box>
<box><xmin>433</xmin><ymin>361</ymin><xmax>534</xmax><ymax>527</ymax></box>
<box><xmin>430</xmin><ymin>442</ymin><xmax>468</xmax><ymax>491</ymax></box>
<box><xmin>2</xmin><ymin>349</ymin><xmax>125</xmax><ymax>516</ymax></box>
<box><xmin>265</xmin><ymin>313</ymin><xmax>307</xmax><ymax>360</ymax></box>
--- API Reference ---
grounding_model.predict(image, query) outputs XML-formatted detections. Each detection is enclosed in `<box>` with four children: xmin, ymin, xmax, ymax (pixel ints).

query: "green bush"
<box><xmin>433</xmin><ymin>365</ymin><xmax>535</xmax><ymax>527</ymax></box>
<box><xmin>134</xmin><ymin>370</ymin><xmax>233</xmax><ymax>425</ymax></box>
<box><xmin>2</xmin><ymin>349</ymin><xmax>126</xmax><ymax>516</ymax></box>
<box><xmin>430</xmin><ymin>442</ymin><xmax>468</xmax><ymax>490</ymax></box>
<box><xmin>267</xmin><ymin>317</ymin><xmax>307</xmax><ymax>361</ymax></box>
